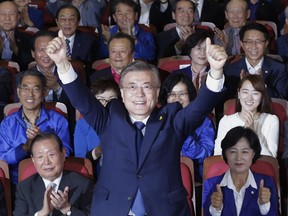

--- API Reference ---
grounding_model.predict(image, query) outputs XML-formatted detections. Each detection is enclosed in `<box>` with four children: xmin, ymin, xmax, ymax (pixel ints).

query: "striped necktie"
<box><xmin>65</xmin><ymin>39</ymin><xmax>71</xmax><ymax>57</ymax></box>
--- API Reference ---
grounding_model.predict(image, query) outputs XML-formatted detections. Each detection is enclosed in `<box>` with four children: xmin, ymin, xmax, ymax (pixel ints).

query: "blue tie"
<box><xmin>65</xmin><ymin>39</ymin><xmax>71</xmax><ymax>57</ymax></box>
<box><xmin>131</xmin><ymin>121</ymin><xmax>146</xmax><ymax>216</ymax></box>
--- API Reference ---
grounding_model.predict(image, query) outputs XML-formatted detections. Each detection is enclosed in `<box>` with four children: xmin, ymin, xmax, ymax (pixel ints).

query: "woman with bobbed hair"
<box><xmin>159</xmin><ymin>72</ymin><xmax>215</xmax><ymax>182</ymax></box>
<box><xmin>203</xmin><ymin>126</ymin><xmax>278</xmax><ymax>216</ymax></box>
<box><xmin>214</xmin><ymin>74</ymin><xmax>279</xmax><ymax>157</ymax></box>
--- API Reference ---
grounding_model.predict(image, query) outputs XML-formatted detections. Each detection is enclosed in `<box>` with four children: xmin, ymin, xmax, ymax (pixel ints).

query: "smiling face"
<box><xmin>167</xmin><ymin>81</ymin><xmax>190</xmax><ymax>108</ymax></box>
<box><xmin>190</xmin><ymin>40</ymin><xmax>208</xmax><ymax>67</ymax></box>
<box><xmin>17</xmin><ymin>75</ymin><xmax>45</xmax><ymax>112</ymax></box>
<box><xmin>225</xmin><ymin>0</ymin><xmax>249</xmax><ymax>29</ymax></box>
<box><xmin>225</xmin><ymin>137</ymin><xmax>255</xmax><ymax>175</ymax></box>
<box><xmin>0</xmin><ymin>1</ymin><xmax>18</xmax><ymax>31</ymax></box>
<box><xmin>56</xmin><ymin>7</ymin><xmax>79</xmax><ymax>37</ymax></box>
<box><xmin>109</xmin><ymin>38</ymin><xmax>134</xmax><ymax>73</ymax></box>
<box><xmin>32</xmin><ymin>138</ymin><xmax>66</xmax><ymax>182</ymax></box>
<box><xmin>172</xmin><ymin>0</ymin><xmax>194</xmax><ymax>27</ymax></box>
<box><xmin>32</xmin><ymin>36</ymin><xmax>55</xmax><ymax>72</ymax></box>
<box><xmin>240</xmin><ymin>29</ymin><xmax>268</xmax><ymax>66</ymax></box>
<box><xmin>120</xmin><ymin>71</ymin><xmax>159</xmax><ymax>120</ymax></box>
<box><xmin>238</xmin><ymin>80</ymin><xmax>262</xmax><ymax>114</ymax></box>
<box><xmin>113</xmin><ymin>3</ymin><xmax>137</xmax><ymax>32</ymax></box>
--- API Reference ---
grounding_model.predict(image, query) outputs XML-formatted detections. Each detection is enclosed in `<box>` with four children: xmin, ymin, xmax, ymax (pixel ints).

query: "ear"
<box><xmin>120</xmin><ymin>88</ymin><xmax>124</xmax><ymax>102</ymax></box>
<box><xmin>31</xmin><ymin>50</ymin><xmax>35</xmax><ymax>59</ymax></box>
<box><xmin>112</xmin><ymin>14</ymin><xmax>116</xmax><ymax>22</ymax></box>
<box><xmin>246</xmin><ymin>9</ymin><xmax>250</xmax><ymax>19</ymax></box>
<box><xmin>17</xmin><ymin>87</ymin><xmax>20</xmax><ymax>99</ymax></box>
<box><xmin>172</xmin><ymin>12</ymin><xmax>176</xmax><ymax>20</ymax></box>
<box><xmin>225</xmin><ymin>11</ymin><xmax>228</xmax><ymax>20</ymax></box>
<box><xmin>286</xmin><ymin>18</ymin><xmax>288</xmax><ymax>25</ymax></box>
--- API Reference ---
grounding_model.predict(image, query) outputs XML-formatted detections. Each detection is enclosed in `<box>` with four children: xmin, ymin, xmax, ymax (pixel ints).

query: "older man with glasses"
<box><xmin>46</xmin><ymin>29</ymin><xmax>227</xmax><ymax>216</ymax></box>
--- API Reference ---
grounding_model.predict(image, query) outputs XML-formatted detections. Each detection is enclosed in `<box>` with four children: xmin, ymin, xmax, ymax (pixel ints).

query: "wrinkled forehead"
<box><xmin>0</xmin><ymin>2</ymin><xmax>18</xmax><ymax>13</ymax></box>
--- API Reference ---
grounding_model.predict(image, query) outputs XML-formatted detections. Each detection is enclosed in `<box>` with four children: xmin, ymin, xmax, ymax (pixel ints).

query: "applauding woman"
<box><xmin>214</xmin><ymin>74</ymin><xmax>279</xmax><ymax>157</ymax></box>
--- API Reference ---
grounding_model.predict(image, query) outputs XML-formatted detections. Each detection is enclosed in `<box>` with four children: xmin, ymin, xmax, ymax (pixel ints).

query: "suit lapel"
<box><xmin>32</xmin><ymin>175</ymin><xmax>46</xmax><ymax>212</ymax></box>
<box><xmin>138</xmin><ymin>110</ymin><xmax>166</xmax><ymax>170</ymax></box>
<box><xmin>222</xmin><ymin>187</ymin><xmax>238</xmax><ymax>215</ymax></box>
<box><xmin>71</xmin><ymin>32</ymin><xmax>80</xmax><ymax>59</ymax></box>
<box><xmin>239</xmin><ymin>185</ymin><xmax>258</xmax><ymax>216</ymax></box>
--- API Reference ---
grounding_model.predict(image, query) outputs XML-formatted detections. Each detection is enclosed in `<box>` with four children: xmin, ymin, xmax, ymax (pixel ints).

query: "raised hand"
<box><xmin>101</xmin><ymin>24</ymin><xmax>111</xmax><ymax>43</ymax></box>
<box><xmin>258</xmin><ymin>179</ymin><xmax>271</xmax><ymax>205</ymax></box>
<box><xmin>214</xmin><ymin>28</ymin><xmax>228</xmax><ymax>49</ymax></box>
<box><xmin>239</xmin><ymin>110</ymin><xmax>254</xmax><ymax>128</ymax></box>
<box><xmin>211</xmin><ymin>184</ymin><xmax>223</xmax><ymax>211</ymax></box>
<box><xmin>46</xmin><ymin>30</ymin><xmax>70</xmax><ymax>74</ymax></box>
<box><xmin>37</xmin><ymin>184</ymin><xmax>55</xmax><ymax>216</ymax></box>
<box><xmin>50</xmin><ymin>186</ymin><xmax>71</xmax><ymax>214</ymax></box>
<box><xmin>206</xmin><ymin>37</ymin><xmax>227</xmax><ymax>79</ymax></box>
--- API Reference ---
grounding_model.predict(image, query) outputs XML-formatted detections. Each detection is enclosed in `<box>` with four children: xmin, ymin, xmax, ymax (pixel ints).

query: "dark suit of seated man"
<box><xmin>0</xmin><ymin>182</ymin><xmax>6</xmax><ymax>216</ymax></box>
<box><xmin>46</xmin><ymin>30</ymin><xmax>227</xmax><ymax>216</ymax></box>
<box><xmin>14</xmin><ymin>132</ymin><xmax>94</xmax><ymax>216</ymax></box>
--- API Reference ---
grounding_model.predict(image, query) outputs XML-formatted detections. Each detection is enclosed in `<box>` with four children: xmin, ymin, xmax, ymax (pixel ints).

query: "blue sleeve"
<box><xmin>134</xmin><ymin>27</ymin><xmax>156</xmax><ymax>61</ymax></box>
<box><xmin>181</xmin><ymin>117</ymin><xmax>215</xmax><ymax>163</ymax></box>
<box><xmin>28</xmin><ymin>7</ymin><xmax>44</xmax><ymax>29</ymax></box>
<box><xmin>74</xmin><ymin>118</ymin><xmax>101</xmax><ymax>158</ymax></box>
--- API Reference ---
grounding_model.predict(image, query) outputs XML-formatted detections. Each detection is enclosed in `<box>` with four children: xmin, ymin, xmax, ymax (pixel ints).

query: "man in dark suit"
<box><xmin>55</xmin><ymin>4</ymin><xmax>98</xmax><ymax>65</ymax></box>
<box><xmin>90</xmin><ymin>32</ymin><xmax>135</xmax><ymax>85</ymax></box>
<box><xmin>224</xmin><ymin>22</ymin><xmax>288</xmax><ymax>101</ymax></box>
<box><xmin>156</xmin><ymin>0</ymin><xmax>196</xmax><ymax>58</ymax></box>
<box><xmin>47</xmin><ymin>30</ymin><xmax>227</xmax><ymax>216</ymax></box>
<box><xmin>14</xmin><ymin>132</ymin><xmax>94</xmax><ymax>216</ymax></box>
<box><xmin>195</xmin><ymin>0</ymin><xmax>225</xmax><ymax>29</ymax></box>
<box><xmin>0</xmin><ymin>1</ymin><xmax>33</xmax><ymax>71</ymax></box>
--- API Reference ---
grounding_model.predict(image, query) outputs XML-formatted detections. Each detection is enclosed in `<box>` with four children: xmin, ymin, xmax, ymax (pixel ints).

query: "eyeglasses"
<box><xmin>96</xmin><ymin>97</ymin><xmax>117</xmax><ymax>106</ymax></box>
<box><xmin>167</xmin><ymin>92</ymin><xmax>188</xmax><ymax>100</ymax></box>
<box><xmin>122</xmin><ymin>84</ymin><xmax>158</xmax><ymax>94</ymax></box>
<box><xmin>242</xmin><ymin>40</ymin><xmax>266</xmax><ymax>47</ymax></box>
<box><xmin>19</xmin><ymin>86</ymin><xmax>42</xmax><ymax>95</ymax></box>
<box><xmin>58</xmin><ymin>16</ymin><xmax>77</xmax><ymax>23</ymax></box>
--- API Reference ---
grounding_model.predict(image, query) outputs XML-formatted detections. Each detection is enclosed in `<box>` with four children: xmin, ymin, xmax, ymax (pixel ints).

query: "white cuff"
<box><xmin>58</xmin><ymin>65</ymin><xmax>78</xmax><ymax>84</ymax></box>
<box><xmin>209</xmin><ymin>204</ymin><xmax>222</xmax><ymax>216</ymax></box>
<box><xmin>258</xmin><ymin>200</ymin><xmax>271</xmax><ymax>215</ymax></box>
<box><xmin>206</xmin><ymin>71</ymin><xmax>225</xmax><ymax>92</ymax></box>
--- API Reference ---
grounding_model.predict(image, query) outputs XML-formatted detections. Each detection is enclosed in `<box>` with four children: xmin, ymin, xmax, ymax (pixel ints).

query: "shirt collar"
<box><xmin>130</xmin><ymin>115</ymin><xmax>149</xmax><ymax>125</ymax></box>
<box><xmin>43</xmin><ymin>172</ymin><xmax>63</xmax><ymax>192</ymax></box>
<box><xmin>245</xmin><ymin>57</ymin><xmax>264</xmax><ymax>75</ymax></box>
<box><xmin>220</xmin><ymin>169</ymin><xmax>257</xmax><ymax>190</ymax></box>
<box><xmin>111</xmin><ymin>67</ymin><xmax>120</xmax><ymax>84</ymax></box>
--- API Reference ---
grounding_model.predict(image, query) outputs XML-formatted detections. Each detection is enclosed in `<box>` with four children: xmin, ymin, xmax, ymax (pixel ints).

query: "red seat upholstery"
<box><xmin>180</xmin><ymin>156</ymin><xmax>195</xmax><ymax>216</ymax></box>
<box><xmin>18</xmin><ymin>157</ymin><xmax>94</xmax><ymax>182</ymax></box>
<box><xmin>0</xmin><ymin>160</ymin><xmax>12</xmax><ymax>216</ymax></box>
<box><xmin>158</xmin><ymin>56</ymin><xmax>191</xmax><ymax>73</ymax></box>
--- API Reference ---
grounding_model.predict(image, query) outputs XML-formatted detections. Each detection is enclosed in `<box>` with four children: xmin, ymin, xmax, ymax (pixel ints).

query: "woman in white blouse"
<box><xmin>214</xmin><ymin>74</ymin><xmax>279</xmax><ymax>157</ymax></box>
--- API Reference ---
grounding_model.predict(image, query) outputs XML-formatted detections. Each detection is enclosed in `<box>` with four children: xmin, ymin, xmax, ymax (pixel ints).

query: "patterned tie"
<box><xmin>2</xmin><ymin>33</ymin><xmax>12</xmax><ymax>60</ymax></box>
<box><xmin>65</xmin><ymin>39</ymin><xmax>71</xmax><ymax>57</ymax></box>
<box><xmin>47</xmin><ymin>182</ymin><xmax>57</xmax><ymax>192</ymax></box>
<box><xmin>131</xmin><ymin>121</ymin><xmax>146</xmax><ymax>216</ymax></box>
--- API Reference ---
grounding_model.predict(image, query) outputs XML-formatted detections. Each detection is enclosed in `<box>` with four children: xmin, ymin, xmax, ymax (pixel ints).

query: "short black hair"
<box><xmin>184</xmin><ymin>29</ymin><xmax>214</xmax><ymax>57</ymax></box>
<box><xmin>32</xmin><ymin>30</ymin><xmax>56</xmax><ymax>51</ymax></box>
<box><xmin>112</xmin><ymin>0</ymin><xmax>139</xmax><ymax>14</ymax></box>
<box><xmin>221</xmin><ymin>126</ymin><xmax>262</xmax><ymax>164</ymax></box>
<box><xmin>172</xmin><ymin>0</ymin><xmax>195</xmax><ymax>13</ymax></box>
<box><xmin>56</xmin><ymin>4</ymin><xmax>81</xmax><ymax>22</ymax></box>
<box><xmin>30</xmin><ymin>132</ymin><xmax>64</xmax><ymax>155</ymax></box>
<box><xmin>158</xmin><ymin>73</ymin><xmax>196</xmax><ymax>106</ymax></box>
<box><xmin>90</xmin><ymin>78</ymin><xmax>121</xmax><ymax>98</ymax></box>
<box><xmin>108</xmin><ymin>32</ymin><xmax>135</xmax><ymax>53</ymax></box>
<box><xmin>239</xmin><ymin>22</ymin><xmax>269</xmax><ymax>41</ymax></box>
<box><xmin>17</xmin><ymin>70</ymin><xmax>46</xmax><ymax>89</ymax></box>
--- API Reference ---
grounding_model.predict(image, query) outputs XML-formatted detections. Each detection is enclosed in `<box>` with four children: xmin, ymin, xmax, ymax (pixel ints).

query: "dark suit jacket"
<box><xmin>202</xmin><ymin>172</ymin><xmax>278</xmax><ymax>216</ymax></box>
<box><xmin>200</xmin><ymin>0</ymin><xmax>225</xmax><ymax>29</ymax></box>
<box><xmin>62</xmin><ymin>76</ymin><xmax>224</xmax><ymax>216</ymax></box>
<box><xmin>0</xmin><ymin>30</ymin><xmax>34</xmax><ymax>71</ymax></box>
<box><xmin>156</xmin><ymin>28</ymin><xmax>180</xmax><ymax>58</ymax></box>
<box><xmin>71</xmin><ymin>31</ymin><xmax>98</xmax><ymax>64</ymax></box>
<box><xmin>14</xmin><ymin>171</ymin><xmax>94</xmax><ymax>216</ymax></box>
<box><xmin>0</xmin><ymin>182</ymin><xmax>6</xmax><ymax>216</ymax></box>
<box><xmin>224</xmin><ymin>56</ymin><xmax>288</xmax><ymax>100</ymax></box>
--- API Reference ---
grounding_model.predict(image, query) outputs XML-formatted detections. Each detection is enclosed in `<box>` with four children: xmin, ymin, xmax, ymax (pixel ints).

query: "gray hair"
<box><xmin>119</xmin><ymin>61</ymin><xmax>161</xmax><ymax>88</ymax></box>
